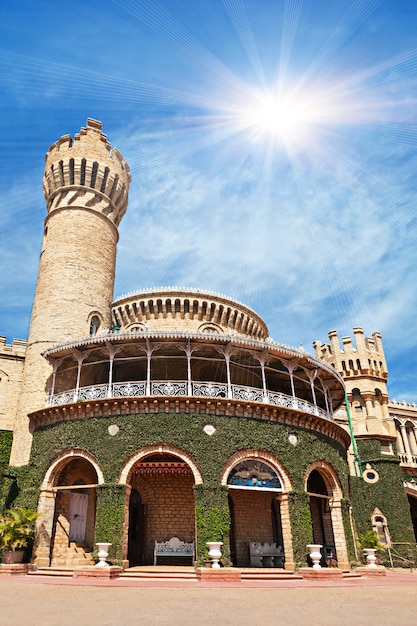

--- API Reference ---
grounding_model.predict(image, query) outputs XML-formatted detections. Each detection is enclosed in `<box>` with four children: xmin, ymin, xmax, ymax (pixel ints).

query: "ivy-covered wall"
<box><xmin>195</xmin><ymin>484</ymin><xmax>231</xmax><ymax>566</ymax></box>
<box><xmin>351</xmin><ymin>440</ymin><xmax>414</xmax><ymax>543</ymax></box>
<box><xmin>95</xmin><ymin>485</ymin><xmax>126</xmax><ymax>564</ymax></box>
<box><xmin>12</xmin><ymin>412</ymin><xmax>352</xmax><ymax>564</ymax></box>
<box><xmin>0</xmin><ymin>430</ymin><xmax>15</xmax><ymax>510</ymax></box>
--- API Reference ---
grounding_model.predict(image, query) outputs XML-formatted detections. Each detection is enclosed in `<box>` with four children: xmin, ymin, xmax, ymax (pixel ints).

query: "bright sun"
<box><xmin>234</xmin><ymin>87</ymin><xmax>329</xmax><ymax>148</ymax></box>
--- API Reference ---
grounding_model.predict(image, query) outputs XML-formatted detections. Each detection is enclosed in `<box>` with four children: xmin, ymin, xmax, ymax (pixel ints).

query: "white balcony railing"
<box><xmin>47</xmin><ymin>380</ymin><xmax>331</xmax><ymax>420</ymax></box>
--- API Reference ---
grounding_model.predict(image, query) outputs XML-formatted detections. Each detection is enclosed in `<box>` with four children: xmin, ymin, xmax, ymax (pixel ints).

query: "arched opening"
<box><xmin>49</xmin><ymin>457</ymin><xmax>99</xmax><ymax>566</ymax></box>
<box><xmin>127</xmin><ymin>489</ymin><xmax>146</xmax><ymax>565</ymax></box>
<box><xmin>408</xmin><ymin>494</ymin><xmax>417</xmax><ymax>542</ymax></box>
<box><xmin>307</xmin><ymin>469</ymin><xmax>338</xmax><ymax>567</ymax></box>
<box><xmin>125</xmin><ymin>451</ymin><xmax>197</xmax><ymax>566</ymax></box>
<box><xmin>226</xmin><ymin>458</ymin><xmax>285</xmax><ymax>568</ymax></box>
<box><xmin>371</xmin><ymin>509</ymin><xmax>391</xmax><ymax>547</ymax></box>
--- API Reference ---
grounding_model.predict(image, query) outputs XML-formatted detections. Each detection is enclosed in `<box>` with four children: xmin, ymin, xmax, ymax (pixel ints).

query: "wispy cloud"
<box><xmin>0</xmin><ymin>0</ymin><xmax>416</xmax><ymax>401</ymax></box>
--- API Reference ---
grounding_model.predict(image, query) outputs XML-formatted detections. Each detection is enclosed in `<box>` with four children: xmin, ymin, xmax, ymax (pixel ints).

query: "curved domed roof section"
<box><xmin>112</xmin><ymin>287</ymin><xmax>269</xmax><ymax>340</ymax></box>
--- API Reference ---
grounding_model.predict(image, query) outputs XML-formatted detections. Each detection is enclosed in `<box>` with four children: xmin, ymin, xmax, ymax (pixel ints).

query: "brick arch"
<box><xmin>40</xmin><ymin>448</ymin><xmax>105</xmax><ymax>490</ymax></box>
<box><xmin>220</xmin><ymin>449</ymin><xmax>293</xmax><ymax>492</ymax></box>
<box><xmin>304</xmin><ymin>460</ymin><xmax>343</xmax><ymax>500</ymax></box>
<box><xmin>118</xmin><ymin>444</ymin><xmax>203</xmax><ymax>485</ymax></box>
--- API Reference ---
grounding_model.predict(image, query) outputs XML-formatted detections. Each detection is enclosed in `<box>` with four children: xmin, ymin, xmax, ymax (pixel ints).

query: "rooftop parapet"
<box><xmin>42</xmin><ymin>119</ymin><xmax>131</xmax><ymax>226</ymax></box>
<box><xmin>0</xmin><ymin>336</ymin><xmax>28</xmax><ymax>358</ymax></box>
<box><xmin>313</xmin><ymin>327</ymin><xmax>388</xmax><ymax>378</ymax></box>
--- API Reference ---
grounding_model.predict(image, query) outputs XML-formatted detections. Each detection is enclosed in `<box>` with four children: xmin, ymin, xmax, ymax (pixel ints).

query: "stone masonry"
<box><xmin>10</xmin><ymin>120</ymin><xmax>131</xmax><ymax>466</ymax></box>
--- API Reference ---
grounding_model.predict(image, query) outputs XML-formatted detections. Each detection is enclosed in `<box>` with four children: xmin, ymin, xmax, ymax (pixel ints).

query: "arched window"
<box><xmin>89</xmin><ymin>315</ymin><xmax>100</xmax><ymax>336</ymax></box>
<box><xmin>372</xmin><ymin>509</ymin><xmax>391</xmax><ymax>547</ymax></box>
<box><xmin>227</xmin><ymin>459</ymin><xmax>282</xmax><ymax>492</ymax></box>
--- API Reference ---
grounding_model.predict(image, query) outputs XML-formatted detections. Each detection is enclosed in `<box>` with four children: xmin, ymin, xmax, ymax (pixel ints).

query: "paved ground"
<box><xmin>1</xmin><ymin>571</ymin><xmax>416</xmax><ymax>626</ymax></box>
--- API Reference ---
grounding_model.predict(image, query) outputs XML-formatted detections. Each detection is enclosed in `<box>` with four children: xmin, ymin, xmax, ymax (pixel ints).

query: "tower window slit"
<box><xmin>80</xmin><ymin>159</ymin><xmax>86</xmax><ymax>185</ymax></box>
<box><xmin>109</xmin><ymin>175</ymin><xmax>119</xmax><ymax>199</ymax></box>
<box><xmin>69</xmin><ymin>158</ymin><xmax>75</xmax><ymax>185</ymax></box>
<box><xmin>59</xmin><ymin>160</ymin><xmax>65</xmax><ymax>185</ymax></box>
<box><xmin>90</xmin><ymin>161</ymin><xmax>99</xmax><ymax>188</ymax></box>
<box><xmin>100</xmin><ymin>167</ymin><xmax>110</xmax><ymax>193</ymax></box>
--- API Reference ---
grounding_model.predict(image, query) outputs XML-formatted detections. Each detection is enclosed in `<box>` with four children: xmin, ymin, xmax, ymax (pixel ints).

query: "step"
<box><xmin>241</xmin><ymin>568</ymin><xmax>303</xmax><ymax>580</ymax></box>
<box><xmin>28</xmin><ymin>567</ymin><xmax>74</xmax><ymax>578</ymax></box>
<box><xmin>121</xmin><ymin>567</ymin><xmax>197</xmax><ymax>580</ymax></box>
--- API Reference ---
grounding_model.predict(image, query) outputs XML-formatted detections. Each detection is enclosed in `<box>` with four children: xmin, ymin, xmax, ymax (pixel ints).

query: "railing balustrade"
<box><xmin>47</xmin><ymin>380</ymin><xmax>331</xmax><ymax>420</ymax></box>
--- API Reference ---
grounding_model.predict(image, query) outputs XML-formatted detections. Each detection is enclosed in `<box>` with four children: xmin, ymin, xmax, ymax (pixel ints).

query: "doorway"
<box><xmin>128</xmin><ymin>489</ymin><xmax>146</xmax><ymax>565</ymax></box>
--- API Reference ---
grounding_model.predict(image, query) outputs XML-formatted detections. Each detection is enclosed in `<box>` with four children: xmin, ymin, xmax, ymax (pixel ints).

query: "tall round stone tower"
<box><xmin>10</xmin><ymin>119</ymin><xmax>131</xmax><ymax>465</ymax></box>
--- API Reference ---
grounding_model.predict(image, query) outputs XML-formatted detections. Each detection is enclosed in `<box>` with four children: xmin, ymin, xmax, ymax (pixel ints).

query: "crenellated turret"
<box><xmin>313</xmin><ymin>328</ymin><xmax>395</xmax><ymax>440</ymax></box>
<box><xmin>43</xmin><ymin>118</ymin><xmax>130</xmax><ymax>226</ymax></box>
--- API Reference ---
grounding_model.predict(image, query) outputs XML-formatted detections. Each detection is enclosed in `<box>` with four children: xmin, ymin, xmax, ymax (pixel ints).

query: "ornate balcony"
<box><xmin>47</xmin><ymin>380</ymin><xmax>330</xmax><ymax>420</ymax></box>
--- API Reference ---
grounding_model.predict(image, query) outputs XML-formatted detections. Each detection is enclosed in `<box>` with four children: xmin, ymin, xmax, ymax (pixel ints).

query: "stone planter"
<box><xmin>306</xmin><ymin>544</ymin><xmax>323</xmax><ymax>569</ymax></box>
<box><xmin>206</xmin><ymin>542</ymin><xmax>223</xmax><ymax>569</ymax></box>
<box><xmin>363</xmin><ymin>548</ymin><xmax>377</xmax><ymax>568</ymax></box>
<box><xmin>95</xmin><ymin>542</ymin><xmax>112</xmax><ymax>567</ymax></box>
<box><xmin>4</xmin><ymin>550</ymin><xmax>25</xmax><ymax>565</ymax></box>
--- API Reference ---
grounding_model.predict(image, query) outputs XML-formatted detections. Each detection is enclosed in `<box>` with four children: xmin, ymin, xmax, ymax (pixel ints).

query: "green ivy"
<box><xmin>195</xmin><ymin>485</ymin><xmax>231</xmax><ymax>565</ymax></box>
<box><xmin>0</xmin><ymin>431</ymin><xmax>14</xmax><ymax>510</ymax></box>
<box><xmin>288</xmin><ymin>491</ymin><xmax>313</xmax><ymax>565</ymax></box>
<box><xmin>95</xmin><ymin>484</ymin><xmax>126</xmax><ymax>565</ymax></box>
<box><xmin>11</xmin><ymin>412</ymin><xmax>354</xmax><ymax>563</ymax></box>
<box><xmin>350</xmin><ymin>440</ymin><xmax>414</xmax><ymax>544</ymax></box>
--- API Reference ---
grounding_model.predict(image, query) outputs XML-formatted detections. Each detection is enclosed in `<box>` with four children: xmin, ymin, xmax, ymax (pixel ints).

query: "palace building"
<box><xmin>0</xmin><ymin>119</ymin><xmax>416</xmax><ymax>571</ymax></box>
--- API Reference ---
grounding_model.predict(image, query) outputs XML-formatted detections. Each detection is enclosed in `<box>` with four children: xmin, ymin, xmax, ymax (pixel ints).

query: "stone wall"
<box><xmin>0</xmin><ymin>337</ymin><xmax>26</xmax><ymax>431</ymax></box>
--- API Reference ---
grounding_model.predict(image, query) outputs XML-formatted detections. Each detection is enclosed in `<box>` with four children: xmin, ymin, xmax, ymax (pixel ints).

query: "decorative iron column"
<box><xmin>72</xmin><ymin>349</ymin><xmax>91</xmax><ymax>401</ymax></box>
<box><xmin>105</xmin><ymin>342</ymin><xmax>121</xmax><ymax>398</ymax></box>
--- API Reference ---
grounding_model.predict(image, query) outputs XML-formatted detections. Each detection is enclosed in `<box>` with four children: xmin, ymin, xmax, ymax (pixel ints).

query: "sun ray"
<box><xmin>112</xmin><ymin>0</ymin><xmax>251</xmax><ymax>96</ymax></box>
<box><xmin>296</xmin><ymin>0</ymin><xmax>383</xmax><ymax>89</ymax></box>
<box><xmin>277</xmin><ymin>0</ymin><xmax>303</xmax><ymax>94</ymax></box>
<box><xmin>223</xmin><ymin>0</ymin><xmax>268</xmax><ymax>88</ymax></box>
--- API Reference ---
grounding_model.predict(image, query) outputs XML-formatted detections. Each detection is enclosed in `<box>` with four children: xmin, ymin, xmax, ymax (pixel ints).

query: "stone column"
<box><xmin>329</xmin><ymin>500</ymin><xmax>349</xmax><ymax>569</ymax></box>
<box><xmin>279</xmin><ymin>493</ymin><xmax>295</xmax><ymax>570</ymax></box>
<box><xmin>95</xmin><ymin>484</ymin><xmax>128</xmax><ymax>566</ymax></box>
<box><xmin>33</xmin><ymin>489</ymin><xmax>57</xmax><ymax>567</ymax></box>
<box><xmin>400</xmin><ymin>424</ymin><xmax>413</xmax><ymax>464</ymax></box>
<box><xmin>194</xmin><ymin>485</ymin><xmax>231</xmax><ymax>566</ymax></box>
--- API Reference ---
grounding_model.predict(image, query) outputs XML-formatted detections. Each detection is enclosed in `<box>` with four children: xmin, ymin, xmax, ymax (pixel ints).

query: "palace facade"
<box><xmin>0</xmin><ymin>120</ymin><xmax>415</xmax><ymax>570</ymax></box>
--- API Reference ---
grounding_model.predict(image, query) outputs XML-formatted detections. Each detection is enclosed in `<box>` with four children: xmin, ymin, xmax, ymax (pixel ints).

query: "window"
<box><xmin>227</xmin><ymin>459</ymin><xmax>282</xmax><ymax>492</ymax></box>
<box><xmin>372</xmin><ymin>509</ymin><xmax>391</xmax><ymax>547</ymax></box>
<box><xmin>89</xmin><ymin>315</ymin><xmax>101</xmax><ymax>336</ymax></box>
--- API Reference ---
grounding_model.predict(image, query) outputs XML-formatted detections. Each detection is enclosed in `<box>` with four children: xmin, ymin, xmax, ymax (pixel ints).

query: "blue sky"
<box><xmin>0</xmin><ymin>0</ymin><xmax>416</xmax><ymax>401</ymax></box>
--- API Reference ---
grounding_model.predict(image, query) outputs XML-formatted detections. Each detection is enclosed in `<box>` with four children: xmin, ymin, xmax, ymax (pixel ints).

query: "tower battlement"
<box><xmin>313</xmin><ymin>327</ymin><xmax>387</xmax><ymax>379</ymax></box>
<box><xmin>43</xmin><ymin>118</ymin><xmax>131</xmax><ymax>226</ymax></box>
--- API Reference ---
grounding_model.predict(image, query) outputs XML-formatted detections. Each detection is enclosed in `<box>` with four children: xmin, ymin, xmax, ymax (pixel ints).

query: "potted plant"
<box><xmin>357</xmin><ymin>530</ymin><xmax>385</xmax><ymax>567</ymax></box>
<box><xmin>0</xmin><ymin>507</ymin><xmax>39</xmax><ymax>564</ymax></box>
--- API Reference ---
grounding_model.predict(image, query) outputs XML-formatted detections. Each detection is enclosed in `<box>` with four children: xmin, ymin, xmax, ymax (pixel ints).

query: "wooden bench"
<box><xmin>249</xmin><ymin>542</ymin><xmax>285</xmax><ymax>568</ymax></box>
<box><xmin>154</xmin><ymin>537</ymin><xmax>195</xmax><ymax>565</ymax></box>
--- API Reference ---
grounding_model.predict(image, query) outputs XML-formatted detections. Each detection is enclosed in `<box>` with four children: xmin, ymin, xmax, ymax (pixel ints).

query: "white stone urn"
<box><xmin>95</xmin><ymin>542</ymin><xmax>112</xmax><ymax>567</ymax></box>
<box><xmin>307</xmin><ymin>544</ymin><xmax>323</xmax><ymax>569</ymax></box>
<box><xmin>206</xmin><ymin>541</ymin><xmax>223</xmax><ymax>569</ymax></box>
<box><xmin>363</xmin><ymin>548</ymin><xmax>377</xmax><ymax>568</ymax></box>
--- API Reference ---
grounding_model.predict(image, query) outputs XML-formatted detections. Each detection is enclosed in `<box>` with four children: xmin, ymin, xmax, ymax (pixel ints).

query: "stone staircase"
<box><xmin>51</xmin><ymin>542</ymin><xmax>95</xmax><ymax>568</ymax></box>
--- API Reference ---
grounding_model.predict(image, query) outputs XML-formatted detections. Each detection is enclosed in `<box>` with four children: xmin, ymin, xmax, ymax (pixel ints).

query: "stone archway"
<box><xmin>221</xmin><ymin>449</ymin><xmax>294</xmax><ymax>569</ymax></box>
<box><xmin>34</xmin><ymin>449</ymin><xmax>103</xmax><ymax>567</ymax></box>
<box><xmin>120</xmin><ymin>445</ymin><xmax>202</xmax><ymax>566</ymax></box>
<box><xmin>305</xmin><ymin>461</ymin><xmax>349</xmax><ymax>569</ymax></box>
